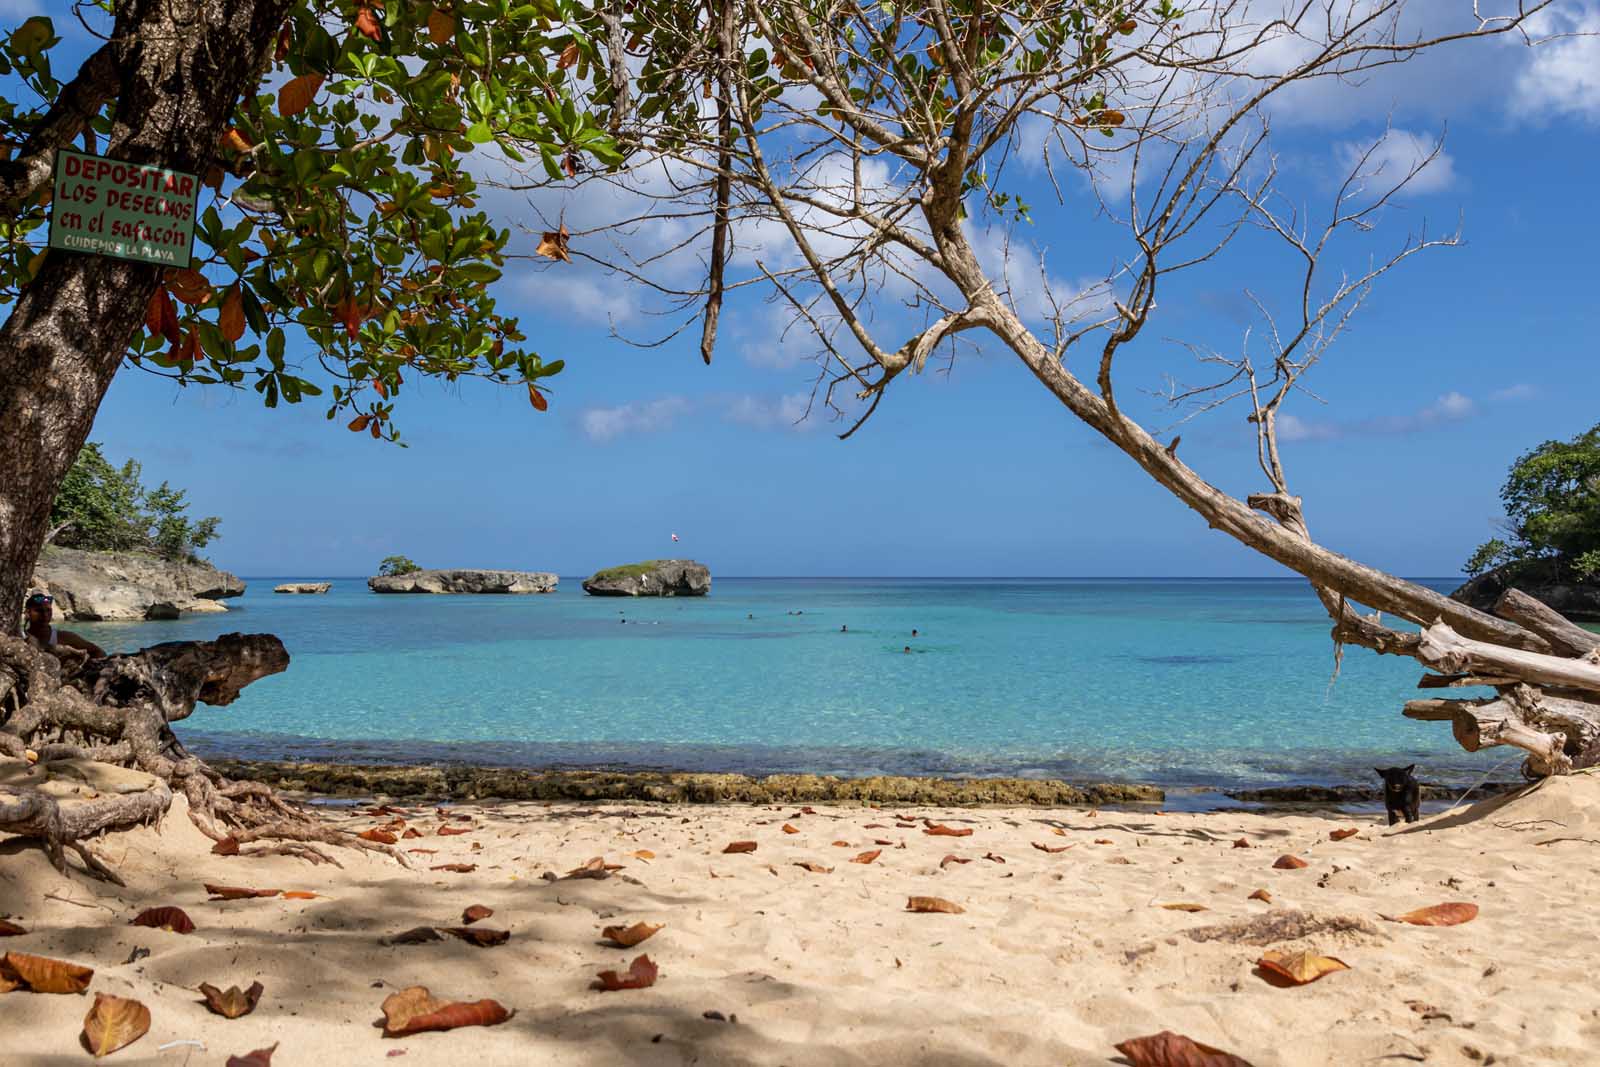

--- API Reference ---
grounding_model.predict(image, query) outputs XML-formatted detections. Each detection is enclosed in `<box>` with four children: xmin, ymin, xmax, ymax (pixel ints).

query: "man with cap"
<box><xmin>21</xmin><ymin>592</ymin><xmax>105</xmax><ymax>659</ymax></box>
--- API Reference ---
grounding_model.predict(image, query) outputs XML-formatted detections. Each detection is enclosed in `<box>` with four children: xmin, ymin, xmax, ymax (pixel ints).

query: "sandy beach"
<box><xmin>4</xmin><ymin>772</ymin><xmax>1599</xmax><ymax>1066</ymax></box>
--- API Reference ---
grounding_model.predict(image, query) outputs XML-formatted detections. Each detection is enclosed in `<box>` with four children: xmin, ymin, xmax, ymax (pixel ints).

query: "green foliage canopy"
<box><xmin>377</xmin><ymin>554</ymin><xmax>422</xmax><ymax>576</ymax></box>
<box><xmin>49</xmin><ymin>442</ymin><xmax>221</xmax><ymax>562</ymax></box>
<box><xmin>1466</xmin><ymin>423</ymin><xmax>1600</xmax><ymax>581</ymax></box>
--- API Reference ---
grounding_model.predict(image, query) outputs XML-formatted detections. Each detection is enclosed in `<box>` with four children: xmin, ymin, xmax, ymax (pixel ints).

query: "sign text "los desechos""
<box><xmin>49</xmin><ymin>149</ymin><xmax>200</xmax><ymax>268</ymax></box>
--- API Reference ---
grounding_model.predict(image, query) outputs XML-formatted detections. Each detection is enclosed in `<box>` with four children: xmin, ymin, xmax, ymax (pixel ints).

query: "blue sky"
<box><xmin>30</xmin><ymin>4</ymin><xmax>1600</xmax><ymax>578</ymax></box>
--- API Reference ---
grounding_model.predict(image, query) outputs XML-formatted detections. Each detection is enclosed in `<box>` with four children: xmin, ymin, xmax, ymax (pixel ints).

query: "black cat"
<box><xmin>1375</xmin><ymin>765</ymin><xmax>1421</xmax><ymax>825</ymax></box>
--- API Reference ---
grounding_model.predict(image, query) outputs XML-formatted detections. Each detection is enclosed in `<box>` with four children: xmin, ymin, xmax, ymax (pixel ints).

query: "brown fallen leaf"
<box><xmin>199</xmin><ymin>980</ymin><xmax>264</xmax><ymax>1019</ymax></box>
<box><xmin>1248</xmin><ymin>889</ymin><xmax>1273</xmax><ymax>903</ymax></box>
<box><xmin>1272</xmin><ymin>855</ymin><xmax>1308</xmax><ymax>870</ymax></box>
<box><xmin>462</xmin><ymin>905</ymin><xmax>494</xmax><ymax>925</ymax></box>
<box><xmin>851</xmin><ymin>849</ymin><xmax>882</xmax><ymax>865</ymax></box>
<box><xmin>402</xmin><ymin>828</ymin><xmax>423</xmax><ymax>839</ymax></box>
<box><xmin>280</xmin><ymin>891</ymin><xmax>319</xmax><ymax>900</ymax></box>
<box><xmin>923</xmin><ymin>824</ymin><xmax>973</xmax><ymax>837</ymax></box>
<box><xmin>1094</xmin><ymin>838</ymin><xmax>1114</xmax><ymax>845</ymax></box>
<box><xmin>431</xmin><ymin>863</ymin><xmax>477</xmax><ymax>873</ymax></box>
<box><xmin>360</xmin><ymin>828</ymin><xmax>399</xmax><ymax>844</ymax></box>
<box><xmin>829</xmin><ymin>839</ymin><xmax>850</xmax><ymax>847</ymax></box>
<box><xmin>0</xmin><ymin>920</ymin><xmax>26</xmax><ymax>936</ymax></box>
<box><xmin>205</xmin><ymin>885</ymin><xmax>280</xmax><ymax>901</ymax></box>
<box><xmin>895</xmin><ymin>822</ymin><xmax>917</xmax><ymax>829</ymax></box>
<box><xmin>387</xmin><ymin>927</ymin><xmax>443</xmax><ymax>945</ymax></box>
<box><xmin>213</xmin><ymin>836</ymin><xmax>241</xmax><ymax>856</ymax></box>
<box><xmin>907</xmin><ymin>896</ymin><xmax>965</xmax><ymax>914</ymax></box>
<box><xmin>873</xmin><ymin>838</ymin><xmax>895</xmax><ymax>846</ymax></box>
<box><xmin>130</xmin><ymin>906</ymin><xmax>195</xmax><ymax>934</ymax></box>
<box><xmin>1329</xmin><ymin>828</ymin><xmax>1360</xmax><ymax>841</ymax></box>
<box><xmin>722</xmin><ymin>841</ymin><xmax>757</xmax><ymax>854</ymax></box>
<box><xmin>406</xmin><ymin>848</ymin><xmax>439</xmax><ymax>856</ymax></box>
<box><xmin>939</xmin><ymin>854</ymin><xmax>970</xmax><ymax>869</ymax></box>
<box><xmin>563</xmin><ymin>857</ymin><xmax>623</xmax><ymax>880</ymax></box>
<box><xmin>1032</xmin><ymin>842</ymin><xmax>1073</xmax><ymax>854</ymax></box>
<box><xmin>1160</xmin><ymin>903</ymin><xmax>1209</xmax><ymax>912</ymax></box>
<box><xmin>535</xmin><ymin>225</ymin><xmax>571</xmax><ymax>262</ymax></box>
<box><xmin>793</xmin><ymin>862</ymin><xmax>834</xmax><ymax>874</ymax></box>
<box><xmin>437</xmin><ymin>826</ymin><xmax>473</xmax><ymax>837</ymax></box>
<box><xmin>440</xmin><ymin>927</ymin><xmax>509</xmax><ymax>947</ymax></box>
<box><xmin>593</xmin><ymin>954</ymin><xmax>658</xmax><ymax>991</ymax></box>
<box><xmin>982</xmin><ymin>852</ymin><xmax>1006</xmax><ymax>864</ymax></box>
<box><xmin>83</xmin><ymin>992</ymin><xmax>150</xmax><ymax>1057</ymax></box>
<box><xmin>1387</xmin><ymin>902</ymin><xmax>1479</xmax><ymax>927</ymax></box>
<box><xmin>601</xmin><ymin>922</ymin><xmax>662</xmax><ymax>948</ymax></box>
<box><xmin>863</xmin><ymin>823</ymin><xmax>887</xmax><ymax>829</ymax></box>
<box><xmin>1050</xmin><ymin>826</ymin><xmax>1067</xmax><ymax>836</ymax></box>
<box><xmin>632</xmin><ymin>849</ymin><xmax>656</xmax><ymax>860</ymax></box>
<box><xmin>781</xmin><ymin>824</ymin><xmax>800</xmax><ymax>834</ymax></box>
<box><xmin>225</xmin><ymin>1044</ymin><xmax>277</xmax><ymax>1067</ymax></box>
<box><xmin>1114</xmin><ymin>1029</ymin><xmax>1256</xmax><ymax>1067</ymax></box>
<box><xmin>381</xmin><ymin>986</ymin><xmax>513</xmax><ymax>1036</ymax></box>
<box><xmin>1231</xmin><ymin>838</ymin><xmax>1251</xmax><ymax>849</ymax></box>
<box><xmin>1256</xmin><ymin>948</ymin><xmax>1349</xmax><ymax>986</ymax></box>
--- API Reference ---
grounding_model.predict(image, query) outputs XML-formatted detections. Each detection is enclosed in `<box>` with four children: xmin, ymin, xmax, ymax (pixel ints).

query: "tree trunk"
<box><xmin>0</xmin><ymin>0</ymin><xmax>291</xmax><ymax>623</ymax></box>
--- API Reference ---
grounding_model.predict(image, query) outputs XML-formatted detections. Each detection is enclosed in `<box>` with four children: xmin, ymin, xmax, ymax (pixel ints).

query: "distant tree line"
<box><xmin>1466</xmin><ymin>422</ymin><xmax>1600</xmax><ymax>583</ymax></box>
<box><xmin>47</xmin><ymin>443</ymin><xmax>221</xmax><ymax>563</ymax></box>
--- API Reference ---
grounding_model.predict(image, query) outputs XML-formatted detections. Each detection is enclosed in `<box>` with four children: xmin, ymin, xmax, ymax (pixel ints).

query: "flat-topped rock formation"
<box><xmin>30</xmin><ymin>545</ymin><xmax>245</xmax><ymax>620</ymax></box>
<box><xmin>583</xmin><ymin>559</ymin><xmax>710</xmax><ymax>597</ymax></box>
<box><xmin>274</xmin><ymin>582</ymin><xmax>331</xmax><ymax>594</ymax></box>
<box><xmin>1452</xmin><ymin>564</ymin><xmax>1600</xmax><ymax>622</ymax></box>
<box><xmin>367</xmin><ymin>569</ymin><xmax>558</xmax><ymax>595</ymax></box>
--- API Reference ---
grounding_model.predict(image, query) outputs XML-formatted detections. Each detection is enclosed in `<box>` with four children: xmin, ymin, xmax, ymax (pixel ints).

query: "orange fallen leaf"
<box><xmin>923</xmin><ymin>824</ymin><xmax>972</xmax><ymax>837</ymax></box>
<box><xmin>1272</xmin><ymin>854</ymin><xmax>1308</xmax><ymax>870</ymax></box>
<box><xmin>278</xmin><ymin>73</ymin><xmax>324</xmax><ymax>118</ymax></box>
<box><xmin>387</xmin><ymin>927</ymin><xmax>442</xmax><ymax>945</ymax></box>
<box><xmin>1248</xmin><ymin>889</ymin><xmax>1273</xmax><ymax>903</ymax></box>
<box><xmin>437</xmin><ymin>825</ymin><xmax>473</xmax><ymax>837</ymax></box>
<box><xmin>1329</xmin><ymin>828</ymin><xmax>1360</xmax><ymax>841</ymax></box>
<box><xmin>131</xmin><ymin>906</ymin><xmax>194</xmax><ymax>934</ymax></box>
<box><xmin>83</xmin><ymin>992</ymin><xmax>150</xmax><ymax>1057</ymax></box>
<box><xmin>199</xmin><ymin>981</ymin><xmax>264</xmax><ymax>1019</ymax></box>
<box><xmin>1032</xmin><ymin>842</ymin><xmax>1074</xmax><ymax>854</ymax></box>
<box><xmin>439</xmin><ymin>926</ymin><xmax>508</xmax><ymax>947</ymax></box>
<box><xmin>593</xmin><ymin>954</ymin><xmax>658</xmax><ymax>991</ymax></box>
<box><xmin>563</xmin><ymin>857</ymin><xmax>623</xmax><ymax>880</ymax></box>
<box><xmin>906</xmin><ymin>896</ymin><xmax>964</xmax><ymax>914</ymax></box>
<box><xmin>1256</xmin><ymin>948</ymin><xmax>1349</xmax><ymax>986</ymax></box>
<box><xmin>1387</xmin><ymin>902</ymin><xmax>1478</xmax><ymax>927</ymax></box>
<box><xmin>281</xmin><ymin>891</ymin><xmax>318</xmax><ymax>900</ymax></box>
<box><xmin>851</xmin><ymin>849</ymin><xmax>882</xmax><ymax>865</ymax></box>
<box><xmin>462</xmin><ymin>905</ymin><xmax>493</xmax><ymax>925</ymax></box>
<box><xmin>1231</xmin><ymin>838</ymin><xmax>1251</xmax><ymax>849</ymax></box>
<box><xmin>632</xmin><ymin>849</ymin><xmax>655</xmax><ymax>860</ymax></box>
<box><xmin>873</xmin><ymin>838</ymin><xmax>895</xmax><ymax>846</ymax></box>
<box><xmin>982</xmin><ymin>852</ymin><xmax>1005</xmax><ymax>864</ymax></box>
<box><xmin>793</xmin><ymin>862</ymin><xmax>833</xmax><ymax>874</ymax></box>
<box><xmin>782</xmin><ymin>824</ymin><xmax>800</xmax><ymax>834</ymax></box>
<box><xmin>402</xmin><ymin>828</ymin><xmax>423</xmax><ymax>839</ymax></box>
<box><xmin>831</xmin><ymin>840</ymin><xmax>850</xmax><ymax>847</ymax></box>
<box><xmin>1094</xmin><ymin>838</ymin><xmax>1114</xmax><ymax>845</ymax></box>
<box><xmin>359</xmin><ymin>828</ymin><xmax>399</xmax><ymax>844</ymax></box>
<box><xmin>0</xmin><ymin>920</ymin><xmax>26</xmax><ymax>936</ymax></box>
<box><xmin>1160</xmin><ymin>903</ymin><xmax>1208</xmax><ymax>912</ymax></box>
<box><xmin>407</xmin><ymin>848</ymin><xmax>438</xmax><ymax>856</ymax></box>
<box><xmin>205</xmin><ymin>885</ymin><xmax>280</xmax><ymax>901</ymax></box>
<box><xmin>225</xmin><ymin>1044</ymin><xmax>277</xmax><ymax>1067</ymax></box>
<box><xmin>431</xmin><ymin>863</ymin><xmax>476</xmax><ymax>873</ymax></box>
<box><xmin>4</xmin><ymin>951</ymin><xmax>94</xmax><ymax>993</ymax></box>
<box><xmin>1114</xmin><ymin>1029</ymin><xmax>1256</xmax><ymax>1067</ymax></box>
<box><xmin>722</xmin><ymin>841</ymin><xmax>757</xmax><ymax>854</ymax></box>
<box><xmin>601</xmin><ymin>922</ymin><xmax>662</xmax><ymax>948</ymax></box>
<box><xmin>381</xmin><ymin>986</ymin><xmax>512</xmax><ymax>1036</ymax></box>
<box><xmin>1050</xmin><ymin>826</ymin><xmax>1067</xmax><ymax>836</ymax></box>
<box><xmin>939</xmin><ymin>854</ymin><xmax>969</xmax><ymax>869</ymax></box>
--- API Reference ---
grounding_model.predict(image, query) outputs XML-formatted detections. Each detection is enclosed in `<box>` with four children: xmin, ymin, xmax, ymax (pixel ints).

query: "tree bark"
<box><xmin>1492</xmin><ymin>588</ymin><xmax>1600</xmax><ymax>658</ymax></box>
<box><xmin>1404</xmin><ymin>686</ymin><xmax>1600</xmax><ymax>776</ymax></box>
<box><xmin>0</xmin><ymin>0</ymin><xmax>291</xmax><ymax>624</ymax></box>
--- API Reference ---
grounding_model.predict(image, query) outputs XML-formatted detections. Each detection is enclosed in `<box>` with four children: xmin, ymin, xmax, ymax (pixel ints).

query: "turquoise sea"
<box><xmin>73</xmin><ymin>577</ymin><xmax>1534</xmax><ymax>792</ymax></box>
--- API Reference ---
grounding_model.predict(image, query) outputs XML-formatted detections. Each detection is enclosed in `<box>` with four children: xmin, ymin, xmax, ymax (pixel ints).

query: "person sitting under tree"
<box><xmin>21</xmin><ymin>592</ymin><xmax>105</xmax><ymax>659</ymax></box>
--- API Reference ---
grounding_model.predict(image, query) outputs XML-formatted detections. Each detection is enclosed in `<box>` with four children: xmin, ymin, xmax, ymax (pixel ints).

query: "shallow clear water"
<box><xmin>73</xmin><ymin>577</ymin><xmax>1525</xmax><ymax>789</ymax></box>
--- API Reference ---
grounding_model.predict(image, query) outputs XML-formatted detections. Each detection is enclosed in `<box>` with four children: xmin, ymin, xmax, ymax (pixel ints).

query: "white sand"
<box><xmin>5</xmin><ymin>772</ymin><xmax>1600</xmax><ymax>1066</ymax></box>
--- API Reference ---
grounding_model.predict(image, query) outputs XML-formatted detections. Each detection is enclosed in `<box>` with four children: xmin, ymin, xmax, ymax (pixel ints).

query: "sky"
<box><xmin>24</xmin><ymin>2</ymin><xmax>1600</xmax><ymax>578</ymax></box>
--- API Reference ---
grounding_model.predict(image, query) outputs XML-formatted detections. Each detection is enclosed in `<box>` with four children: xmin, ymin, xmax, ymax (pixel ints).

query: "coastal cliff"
<box><xmin>367</xmin><ymin>568</ymin><xmax>558</xmax><ymax>594</ymax></box>
<box><xmin>274</xmin><ymin>582</ymin><xmax>332</xmax><ymax>594</ymax></box>
<box><xmin>583</xmin><ymin>559</ymin><xmax>711</xmax><ymax>597</ymax></box>
<box><xmin>29</xmin><ymin>545</ymin><xmax>245</xmax><ymax>620</ymax></box>
<box><xmin>1451</xmin><ymin>563</ymin><xmax>1600</xmax><ymax>622</ymax></box>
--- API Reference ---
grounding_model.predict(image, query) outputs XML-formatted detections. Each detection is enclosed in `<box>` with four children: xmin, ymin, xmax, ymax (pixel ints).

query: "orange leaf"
<box><xmin>143</xmin><ymin>287</ymin><xmax>165</xmax><ymax>337</ymax></box>
<box><xmin>381</xmin><ymin>986</ymin><xmax>513</xmax><ymax>1036</ymax></box>
<box><xmin>632</xmin><ymin>849</ymin><xmax>655</xmax><ymax>860</ymax></box>
<box><xmin>199</xmin><ymin>981</ymin><xmax>264</xmax><ymax>1019</ymax></box>
<box><xmin>781</xmin><ymin>823</ymin><xmax>799</xmax><ymax>834</ymax></box>
<box><xmin>131</xmin><ymin>906</ymin><xmax>195</xmax><ymax>934</ymax></box>
<box><xmin>535</xmin><ymin>225</ymin><xmax>570</xmax><ymax>262</ymax></box>
<box><xmin>335</xmin><ymin>291</ymin><xmax>365</xmax><ymax>339</ymax></box>
<box><xmin>939</xmin><ymin>854</ymin><xmax>969</xmax><ymax>869</ymax></box>
<box><xmin>220</xmin><ymin>127</ymin><xmax>254</xmax><ymax>155</ymax></box>
<box><xmin>166</xmin><ymin>267</ymin><xmax>211</xmax><ymax>305</ymax></box>
<box><xmin>557</xmin><ymin>42</ymin><xmax>579</xmax><ymax>69</ymax></box>
<box><xmin>601</xmin><ymin>922</ymin><xmax>662</xmax><ymax>948</ymax></box>
<box><xmin>1094</xmin><ymin>838</ymin><xmax>1115</xmax><ymax>845</ymax></box>
<box><xmin>1114</xmin><ymin>1030</ymin><xmax>1256</xmax><ymax>1067</ymax></box>
<box><xmin>462</xmin><ymin>904</ymin><xmax>493</xmax><ymax>925</ymax></box>
<box><xmin>0</xmin><ymin>920</ymin><xmax>25</xmax><ymax>936</ymax></box>
<box><xmin>1271</xmin><ymin>854</ymin><xmax>1308</xmax><ymax>870</ymax></box>
<box><xmin>281</xmin><ymin>891</ymin><xmax>318</xmax><ymax>900</ymax></box>
<box><xmin>355</xmin><ymin>5</ymin><xmax>382</xmax><ymax>40</ymax></box>
<box><xmin>348</xmin><ymin>414</ymin><xmax>372</xmax><ymax>433</ymax></box>
<box><xmin>830</xmin><ymin>839</ymin><xmax>850</xmax><ymax>847</ymax></box>
<box><xmin>431</xmin><ymin>863</ymin><xmax>477</xmax><ymax>873</ymax></box>
<box><xmin>279</xmin><ymin>73</ymin><xmax>324</xmax><ymax>117</ymax></box>
<box><xmin>275</xmin><ymin>21</ymin><xmax>292</xmax><ymax>61</ymax></box>
<box><xmin>83</xmin><ymin>993</ymin><xmax>150</xmax><ymax>1057</ymax></box>
<box><xmin>562</xmin><ymin>857</ymin><xmax>622</xmax><ymax>879</ymax></box>
<box><xmin>1032</xmin><ymin>842</ymin><xmax>1073</xmax><ymax>854</ymax></box>
<box><xmin>370</xmin><ymin>419</ymin><xmax>382</xmax><ymax>440</ymax></box>
<box><xmin>403</xmin><ymin>827</ymin><xmax>423</xmax><ymax>839</ymax></box>
<box><xmin>1248</xmin><ymin>889</ymin><xmax>1272</xmax><ymax>903</ymax></box>
<box><xmin>219</xmin><ymin>284</ymin><xmax>245</xmax><ymax>342</ymax></box>
<box><xmin>851</xmin><ymin>849</ymin><xmax>881</xmax><ymax>865</ymax></box>
<box><xmin>593</xmin><ymin>954</ymin><xmax>657</xmax><ymax>991</ymax></box>
<box><xmin>1232</xmin><ymin>838</ymin><xmax>1251</xmax><ymax>849</ymax></box>
<box><xmin>1160</xmin><ymin>903</ymin><xmax>1208</xmax><ymax>912</ymax></box>
<box><xmin>4</xmin><ymin>951</ymin><xmax>94</xmax><ymax>993</ymax></box>
<box><xmin>906</xmin><ymin>896</ymin><xmax>964</xmax><ymax>914</ymax></box>
<box><xmin>227</xmin><ymin>1045</ymin><xmax>278</xmax><ymax>1067</ymax></box>
<box><xmin>438</xmin><ymin>825</ymin><xmax>473</xmax><ymax>836</ymax></box>
<box><xmin>205</xmin><ymin>885</ymin><xmax>280</xmax><ymax>900</ymax></box>
<box><xmin>722</xmin><ymin>841</ymin><xmax>757</xmax><ymax>854</ymax></box>
<box><xmin>1256</xmin><ymin>948</ymin><xmax>1349</xmax><ymax>986</ymax></box>
<box><xmin>427</xmin><ymin>8</ymin><xmax>456</xmax><ymax>45</ymax></box>
<box><xmin>1101</xmin><ymin>109</ymin><xmax>1126</xmax><ymax>126</ymax></box>
<box><xmin>1389</xmin><ymin>902</ymin><xmax>1478</xmax><ymax>927</ymax></box>
<box><xmin>1329</xmin><ymin>828</ymin><xmax>1360</xmax><ymax>841</ymax></box>
<box><xmin>922</xmin><ymin>824</ymin><xmax>972</xmax><ymax>837</ymax></box>
<box><xmin>213</xmin><ymin>836</ymin><xmax>241</xmax><ymax>856</ymax></box>
<box><xmin>440</xmin><ymin>926</ymin><xmax>507</xmax><ymax>946</ymax></box>
<box><xmin>359</xmin><ymin>827</ymin><xmax>398</xmax><ymax>844</ymax></box>
<box><xmin>793</xmin><ymin>862</ymin><xmax>833</xmax><ymax>874</ymax></box>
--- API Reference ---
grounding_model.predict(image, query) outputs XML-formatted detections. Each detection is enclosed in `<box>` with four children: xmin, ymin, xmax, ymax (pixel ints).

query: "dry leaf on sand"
<box><xmin>1271</xmin><ymin>855</ymin><xmax>1308</xmax><ymax>870</ymax></box>
<box><xmin>1255</xmin><ymin>948</ymin><xmax>1349</xmax><ymax>986</ymax></box>
<box><xmin>199</xmin><ymin>981</ymin><xmax>264</xmax><ymax>1019</ymax></box>
<box><xmin>1114</xmin><ymin>1030</ymin><xmax>1256</xmax><ymax>1067</ymax></box>
<box><xmin>431</xmin><ymin>863</ymin><xmax>477</xmax><ymax>873</ymax></box>
<box><xmin>131</xmin><ymin>906</ymin><xmax>195</xmax><ymax>933</ymax></box>
<box><xmin>923</xmin><ymin>824</ymin><xmax>973</xmax><ymax>837</ymax></box>
<box><xmin>386</xmin><ymin>927</ymin><xmax>443</xmax><ymax>945</ymax></box>
<box><xmin>225</xmin><ymin>1044</ymin><xmax>278</xmax><ymax>1067</ymax></box>
<box><xmin>1160</xmin><ymin>903</ymin><xmax>1208</xmax><ymax>912</ymax></box>
<box><xmin>1247</xmin><ymin>889</ymin><xmax>1272</xmax><ymax>903</ymax></box>
<box><xmin>1032</xmin><ymin>842</ymin><xmax>1073</xmax><ymax>854</ymax></box>
<box><xmin>1231</xmin><ymin>839</ymin><xmax>1251</xmax><ymax>849</ymax></box>
<box><xmin>782</xmin><ymin>824</ymin><xmax>799</xmax><ymax>834</ymax></box>
<box><xmin>1329</xmin><ymin>828</ymin><xmax>1360</xmax><ymax>841</ymax></box>
<box><xmin>440</xmin><ymin>927</ymin><xmax>509</xmax><ymax>947</ymax></box>
<box><xmin>461</xmin><ymin>905</ymin><xmax>493</xmax><ymax>924</ymax></box>
<box><xmin>5</xmin><ymin>951</ymin><xmax>94</xmax><ymax>993</ymax></box>
<box><xmin>593</xmin><ymin>954</ymin><xmax>658</xmax><ymax>991</ymax></box>
<box><xmin>0</xmin><ymin>920</ymin><xmax>26</xmax><ymax>936</ymax></box>
<box><xmin>851</xmin><ymin>849</ymin><xmax>882</xmax><ymax>865</ymax></box>
<box><xmin>906</xmin><ymin>896</ymin><xmax>964</xmax><ymax>914</ymax></box>
<box><xmin>601</xmin><ymin>922</ymin><xmax>662</xmax><ymax>948</ymax></box>
<box><xmin>632</xmin><ymin>849</ymin><xmax>655</xmax><ymax>860</ymax></box>
<box><xmin>381</xmin><ymin>986</ymin><xmax>512</xmax><ymax>1036</ymax></box>
<box><xmin>793</xmin><ymin>862</ymin><xmax>834</xmax><ymax>874</ymax></box>
<box><xmin>281</xmin><ymin>891</ymin><xmax>319</xmax><ymax>900</ymax></box>
<box><xmin>722</xmin><ymin>841</ymin><xmax>758</xmax><ymax>854</ymax></box>
<box><xmin>82</xmin><ymin>993</ymin><xmax>150</xmax><ymax>1057</ymax></box>
<box><xmin>939</xmin><ymin>854</ymin><xmax>970</xmax><ymax>869</ymax></box>
<box><xmin>205</xmin><ymin>885</ymin><xmax>280</xmax><ymax>900</ymax></box>
<box><xmin>1386</xmin><ymin>902</ymin><xmax>1478</xmax><ymax>927</ymax></box>
<box><xmin>359</xmin><ymin>828</ymin><xmax>398</xmax><ymax>844</ymax></box>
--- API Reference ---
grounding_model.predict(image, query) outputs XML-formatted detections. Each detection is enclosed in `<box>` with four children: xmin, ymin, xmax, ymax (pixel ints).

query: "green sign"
<box><xmin>48</xmin><ymin>149</ymin><xmax>199</xmax><ymax>268</ymax></box>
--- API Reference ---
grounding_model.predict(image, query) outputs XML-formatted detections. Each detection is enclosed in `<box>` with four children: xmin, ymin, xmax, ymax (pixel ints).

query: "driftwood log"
<box><xmin>0</xmin><ymin>632</ymin><xmax>402</xmax><ymax>880</ymax></box>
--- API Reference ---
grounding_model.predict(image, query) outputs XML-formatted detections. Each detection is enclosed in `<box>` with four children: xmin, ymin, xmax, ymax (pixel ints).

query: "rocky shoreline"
<box><xmin>30</xmin><ymin>545</ymin><xmax>244</xmax><ymax>620</ymax></box>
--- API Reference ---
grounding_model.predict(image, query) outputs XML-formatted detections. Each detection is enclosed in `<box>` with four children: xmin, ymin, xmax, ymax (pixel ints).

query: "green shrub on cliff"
<box><xmin>378</xmin><ymin>556</ymin><xmax>423</xmax><ymax>577</ymax></box>
<box><xmin>48</xmin><ymin>443</ymin><xmax>220</xmax><ymax>563</ymax></box>
<box><xmin>1466</xmin><ymin>423</ymin><xmax>1600</xmax><ymax>581</ymax></box>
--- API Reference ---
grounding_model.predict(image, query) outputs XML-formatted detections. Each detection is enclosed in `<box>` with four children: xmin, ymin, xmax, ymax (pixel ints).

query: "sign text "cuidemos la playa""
<box><xmin>48</xmin><ymin>149</ymin><xmax>200</xmax><ymax>267</ymax></box>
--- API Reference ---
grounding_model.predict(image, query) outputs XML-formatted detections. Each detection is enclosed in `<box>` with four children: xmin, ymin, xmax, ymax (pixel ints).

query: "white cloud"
<box><xmin>521</xmin><ymin>270</ymin><xmax>642</xmax><ymax>327</ymax></box>
<box><xmin>579</xmin><ymin>396</ymin><xmax>690</xmax><ymax>443</ymax></box>
<box><xmin>1491</xmin><ymin>383</ymin><xmax>1538</xmax><ymax>402</ymax></box>
<box><xmin>1515</xmin><ymin>2</ymin><xmax>1600</xmax><ymax>122</ymax></box>
<box><xmin>1334</xmin><ymin>128</ymin><xmax>1456</xmax><ymax>194</ymax></box>
<box><xmin>1279</xmin><ymin>390</ymin><xmax>1479</xmax><ymax>442</ymax></box>
<box><xmin>720</xmin><ymin>392</ymin><xmax>815</xmax><ymax>431</ymax></box>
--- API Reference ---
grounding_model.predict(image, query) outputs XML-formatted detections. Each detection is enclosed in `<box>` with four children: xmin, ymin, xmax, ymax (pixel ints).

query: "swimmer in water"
<box><xmin>841</xmin><ymin>624</ymin><xmax>848</xmax><ymax>633</ymax></box>
<box><xmin>903</xmin><ymin>645</ymin><xmax>911</xmax><ymax>654</ymax></box>
<box><xmin>911</xmin><ymin>628</ymin><xmax>919</xmax><ymax>637</ymax></box>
